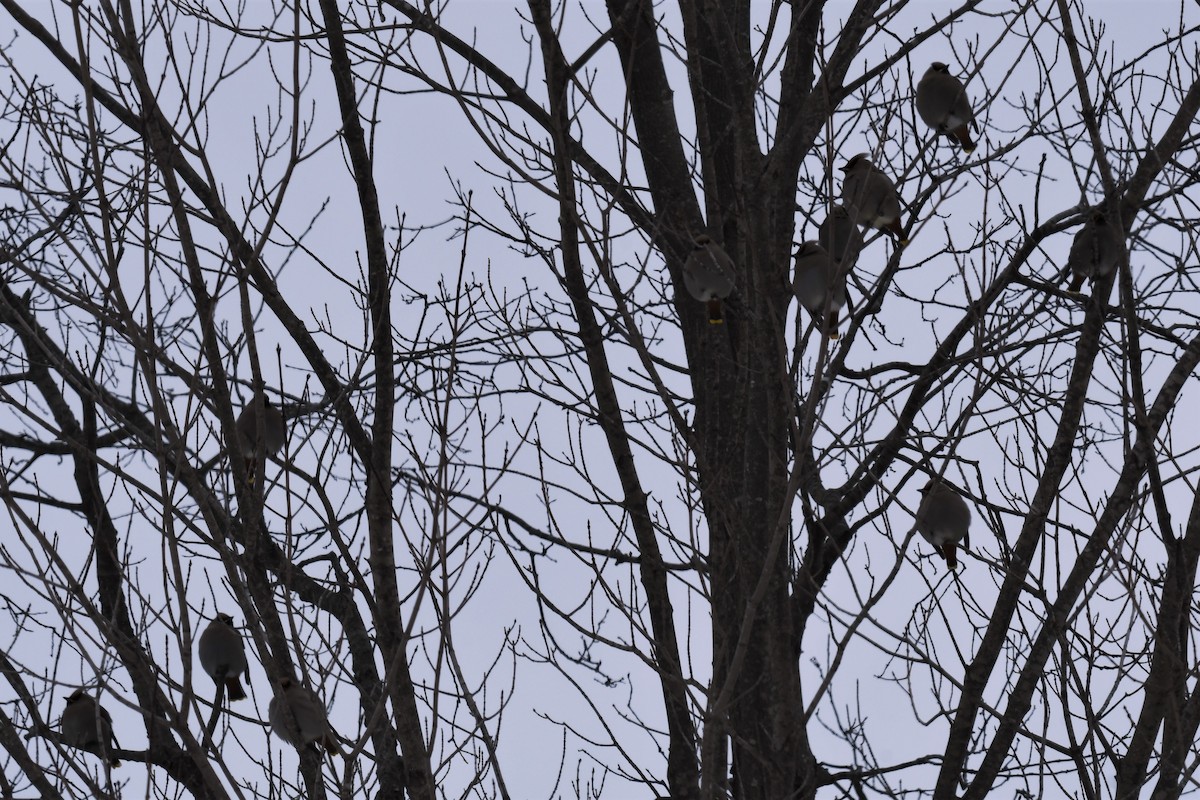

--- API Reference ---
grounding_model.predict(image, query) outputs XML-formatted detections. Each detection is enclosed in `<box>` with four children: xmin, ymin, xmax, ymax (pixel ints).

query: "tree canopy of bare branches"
<box><xmin>2</xmin><ymin>1</ymin><xmax>1200</xmax><ymax>799</ymax></box>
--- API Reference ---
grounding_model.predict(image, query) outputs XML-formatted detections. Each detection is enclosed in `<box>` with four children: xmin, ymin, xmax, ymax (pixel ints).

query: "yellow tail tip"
<box><xmin>963</xmin><ymin>145</ymin><xmax>977</xmax><ymax>154</ymax></box>
<box><xmin>898</xmin><ymin>238</ymin><xmax>910</xmax><ymax>247</ymax></box>
<box><xmin>708</xmin><ymin>319</ymin><xmax>724</xmax><ymax>325</ymax></box>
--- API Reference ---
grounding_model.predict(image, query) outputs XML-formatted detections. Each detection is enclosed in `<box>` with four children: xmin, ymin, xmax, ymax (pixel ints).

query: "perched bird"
<box><xmin>817</xmin><ymin>204</ymin><xmax>863</xmax><ymax>266</ymax></box>
<box><xmin>910</xmin><ymin>480</ymin><xmax>972</xmax><ymax>569</ymax></box>
<box><xmin>268</xmin><ymin>677</ymin><xmax>342</xmax><ymax>755</ymax></box>
<box><xmin>235</xmin><ymin>396</ymin><xmax>286</xmax><ymax>482</ymax></box>
<box><xmin>792</xmin><ymin>242</ymin><xmax>847</xmax><ymax>339</ymax></box>
<box><xmin>60</xmin><ymin>689</ymin><xmax>120</xmax><ymax>767</ymax></box>
<box><xmin>840</xmin><ymin>155</ymin><xmax>908</xmax><ymax>246</ymax></box>
<box><xmin>1067</xmin><ymin>210</ymin><xmax>1122</xmax><ymax>293</ymax></box>
<box><xmin>681</xmin><ymin>234</ymin><xmax>736</xmax><ymax>324</ymax></box>
<box><xmin>198</xmin><ymin>613</ymin><xmax>249</xmax><ymax>702</ymax></box>
<box><xmin>915</xmin><ymin>62</ymin><xmax>978</xmax><ymax>153</ymax></box>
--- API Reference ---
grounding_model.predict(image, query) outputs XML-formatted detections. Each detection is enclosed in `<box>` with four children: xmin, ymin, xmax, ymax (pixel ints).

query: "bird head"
<box><xmin>930</xmin><ymin>61</ymin><xmax>950</xmax><ymax>73</ymax></box>
<box><xmin>919</xmin><ymin>481</ymin><xmax>933</xmax><ymax>494</ymax></box>
<box><xmin>841</xmin><ymin>154</ymin><xmax>871</xmax><ymax>172</ymax></box>
<box><xmin>215</xmin><ymin>612</ymin><xmax>236</xmax><ymax>626</ymax></box>
<box><xmin>278</xmin><ymin>677</ymin><xmax>294</xmax><ymax>690</ymax></box>
<box><xmin>832</xmin><ymin>204</ymin><xmax>850</xmax><ymax>219</ymax></box>
<box><xmin>65</xmin><ymin>688</ymin><xmax>86</xmax><ymax>705</ymax></box>
<box><xmin>796</xmin><ymin>241</ymin><xmax>824</xmax><ymax>257</ymax></box>
<box><xmin>692</xmin><ymin>233</ymin><xmax>713</xmax><ymax>249</ymax></box>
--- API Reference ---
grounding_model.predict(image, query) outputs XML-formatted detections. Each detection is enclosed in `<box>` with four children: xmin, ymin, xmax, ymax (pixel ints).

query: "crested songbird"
<box><xmin>840</xmin><ymin>155</ymin><xmax>908</xmax><ymax>246</ymax></box>
<box><xmin>792</xmin><ymin>241</ymin><xmax>847</xmax><ymax>339</ymax></box>
<box><xmin>915</xmin><ymin>62</ymin><xmax>978</xmax><ymax>153</ymax></box>
<box><xmin>268</xmin><ymin>677</ymin><xmax>342</xmax><ymax>755</ymax></box>
<box><xmin>60</xmin><ymin>689</ymin><xmax>120</xmax><ymax>767</ymax></box>
<box><xmin>682</xmin><ymin>234</ymin><xmax>736</xmax><ymax>324</ymax></box>
<box><xmin>198</xmin><ymin>613</ymin><xmax>249</xmax><ymax>702</ymax></box>
<box><xmin>910</xmin><ymin>480</ymin><xmax>971</xmax><ymax>569</ymax></box>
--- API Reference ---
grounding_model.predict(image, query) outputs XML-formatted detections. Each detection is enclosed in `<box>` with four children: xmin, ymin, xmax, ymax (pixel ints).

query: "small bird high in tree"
<box><xmin>817</xmin><ymin>204</ymin><xmax>863</xmax><ymax>268</ymax></box>
<box><xmin>1067</xmin><ymin>209</ymin><xmax>1123</xmax><ymax>294</ymax></box>
<box><xmin>268</xmin><ymin>677</ymin><xmax>342</xmax><ymax>756</ymax></box>
<box><xmin>681</xmin><ymin>234</ymin><xmax>736</xmax><ymax>324</ymax></box>
<box><xmin>915</xmin><ymin>62</ymin><xmax>978</xmax><ymax>153</ymax></box>
<box><xmin>841</xmin><ymin>155</ymin><xmax>908</xmax><ymax>246</ymax></box>
<box><xmin>910</xmin><ymin>480</ymin><xmax>972</xmax><ymax>569</ymax></box>
<box><xmin>792</xmin><ymin>241</ymin><xmax>847</xmax><ymax>339</ymax></box>
<box><xmin>235</xmin><ymin>396</ymin><xmax>286</xmax><ymax>484</ymax></box>
<box><xmin>59</xmin><ymin>689</ymin><xmax>121</xmax><ymax>767</ymax></box>
<box><xmin>198</xmin><ymin>613</ymin><xmax>249</xmax><ymax>702</ymax></box>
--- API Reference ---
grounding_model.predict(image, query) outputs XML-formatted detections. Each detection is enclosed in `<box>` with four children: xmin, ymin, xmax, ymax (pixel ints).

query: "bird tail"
<box><xmin>954</xmin><ymin>125</ymin><xmax>977</xmax><ymax>153</ymax></box>
<box><xmin>943</xmin><ymin>542</ymin><xmax>958</xmax><ymax>570</ymax></box>
<box><xmin>886</xmin><ymin>218</ymin><xmax>909</xmax><ymax>247</ymax></box>
<box><xmin>226</xmin><ymin>676</ymin><xmax>247</xmax><ymax>702</ymax></box>
<box><xmin>322</xmin><ymin>731</ymin><xmax>344</xmax><ymax>756</ymax></box>
<box><xmin>103</xmin><ymin>728</ymin><xmax>123</xmax><ymax>768</ymax></box>
<box><xmin>707</xmin><ymin>297</ymin><xmax>724</xmax><ymax>325</ymax></box>
<box><xmin>827</xmin><ymin>309</ymin><xmax>840</xmax><ymax>340</ymax></box>
<box><xmin>1067</xmin><ymin>273</ymin><xmax>1086</xmax><ymax>294</ymax></box>
<box><xmin>242</xmin><ymin>456</ymin><xmax>258</xmax><ymax>486</ymax></box>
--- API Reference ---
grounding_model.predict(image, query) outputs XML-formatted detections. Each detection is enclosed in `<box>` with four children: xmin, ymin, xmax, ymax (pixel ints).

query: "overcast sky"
<box><xmin>2</xmin><ymin>1</ymin><xmax>1198</xmax><ymax>798</ymax></box>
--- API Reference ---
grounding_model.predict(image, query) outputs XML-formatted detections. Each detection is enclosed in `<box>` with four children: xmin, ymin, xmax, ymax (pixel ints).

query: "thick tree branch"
<box><xmin>530</xmin><ymin>3</ymin><xmax>700</xmax><ymax>797</ymax></box>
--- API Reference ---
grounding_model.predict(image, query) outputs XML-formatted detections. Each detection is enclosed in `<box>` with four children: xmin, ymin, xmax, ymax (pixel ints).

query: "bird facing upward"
<box><xmin>840</xmin><ymin>155</ymin><xmax>908</xmax><ymax>246</ymax></box>
<box><xmin>198</xmin><ymin>613</ymin><xmax>249</xmax><ymax>701</ymax></box>
<box><xmin>910</xmin><ymin>480</ymin><xmax>972</xmax><ymax>569</ymax></box>
<box><xmin>681</xmin><ymin>234</ymin><xmax>736</xmax><ymax>324</ymax></box>
<box><xmin>915</xmin><ymin>62</ymin><xmax>978</xmax><ymax>153</ymax></box>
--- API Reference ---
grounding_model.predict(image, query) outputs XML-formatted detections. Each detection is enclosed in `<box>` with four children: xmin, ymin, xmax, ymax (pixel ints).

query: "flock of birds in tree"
<box><xmin>54</xmin><ymin>63</ymin><xmax>1123</xmax><ymax>771</ymax></box>
<box><xmin>682</xmin><ymin>62</ymin><xmax>1120</xmax><ymax>331</ymax></box>
<box><xmin>58</xmin><ymin>399</ymin><xmax>341</xmax><ymax>768</ymax></box>
<box><xmin>680</xmin><ymin>62</ymin><xmax>1124</xmax><ymax>571</ymax></box>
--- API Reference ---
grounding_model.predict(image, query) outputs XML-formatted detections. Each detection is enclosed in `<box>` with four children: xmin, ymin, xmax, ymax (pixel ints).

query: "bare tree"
<box><xmin>1</xmin><ymin>1</ymin><xmax>1200</xmax><ymax>798</ymax></box>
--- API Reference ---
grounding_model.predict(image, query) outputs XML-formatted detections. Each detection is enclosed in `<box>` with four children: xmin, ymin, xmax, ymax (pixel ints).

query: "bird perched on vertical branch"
<box><xmin>817</xmin><ymin>204</ymin><xmax>863</xmax><ymax>267</ymax></box>
<box><xmin>915</xmin><ymin>62</ymin><xmax>978</xmax><ymax>153</ymax></box>
<box><xmin>199</xmin><ymin>613</ymin><xmax>249</xmax><ymax>702</ymax></box>
<box><xmin>840</xmin><ymin>155</ymin><xmax>908</xmax><ymax>246</ymax></box>
<box><xmin>682</xmin><ymin>234</ymin><xmax>736</xmax><ymax>324</ymax></box>
<box><xmin>268</xmin><ymin>677</ymin><xmax>342</xmax><ymax>755</ymax></box>
<box><xmin>60</xmin><ymin>689</ymin><xmax>121</xmax><ymax>767</ymax></box>
<box><xmin>792</xmin><ymin>241</ymin><xmax>847</xmax><ymax>339</ymax></box>
<box><xmin>910</xmin><ymin>480</ymin><xmax>972</xmax><ymax>569</ymax></box>
<box><xmin>235</xmin><ymin>396</ymin><xmax>286</xmax><ymax>484</ymax></box>
<box><xmin>1067</xmin><ymin>210</ymin><xmax>1123</xmax><ymax>293</ymax></box>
